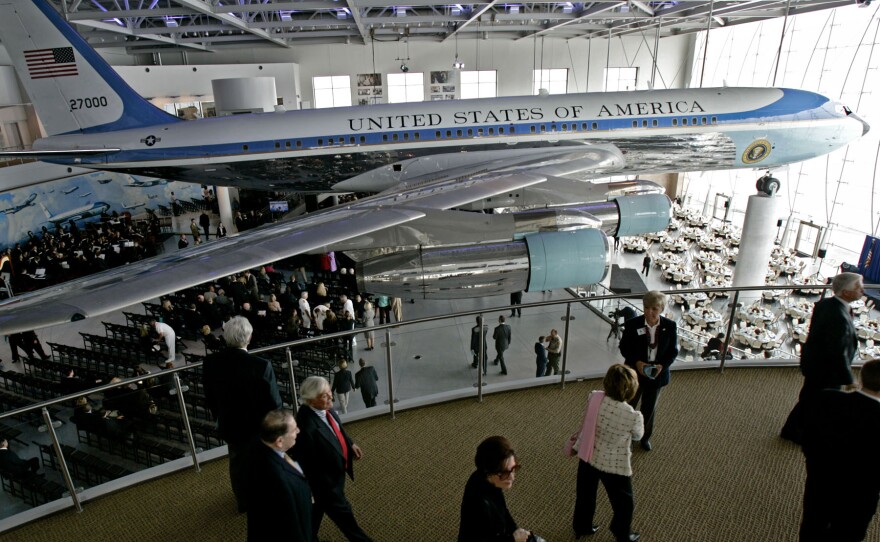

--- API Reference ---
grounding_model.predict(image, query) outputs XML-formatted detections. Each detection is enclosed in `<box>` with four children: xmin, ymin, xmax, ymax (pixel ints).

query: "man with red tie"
<box><xmin>292</xmin><ymin>376</ymin><xmax>373</xmax><ymax>542</ymax></box>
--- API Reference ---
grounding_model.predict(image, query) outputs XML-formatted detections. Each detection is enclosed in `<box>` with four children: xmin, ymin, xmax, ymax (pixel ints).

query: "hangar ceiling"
<box><xmin>34</xmin><ymin>0</ymin><xmax>855</xmax><ymax>53</ymax></box>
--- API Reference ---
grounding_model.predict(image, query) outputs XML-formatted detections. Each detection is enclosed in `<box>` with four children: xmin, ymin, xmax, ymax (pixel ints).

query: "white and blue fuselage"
<box><xmin>0</xmin><ymin>0</ymin><xmax>867</xmax><ymax>192</ymax></box>
<box><xmin>34</xmin><ymin>87</ymin><xmax>867</xmax><ymax>191</ymax></box>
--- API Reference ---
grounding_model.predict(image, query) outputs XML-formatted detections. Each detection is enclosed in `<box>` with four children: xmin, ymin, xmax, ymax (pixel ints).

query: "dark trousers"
<box><xmin>378</xmin><ymin>306</ymin><xmax>391</xmax><ymax>325</ymax></box>
<box><xmin>361</xmin><ymin>392</ymin><xmax>377</xmax><ymax>408</ymax></box>
<box><xmin>782</xmin><ymin>380</ymin><xmax>824</xmax><ymax>444</ymax></box>
<box><xmin>536</xmin><ymin>359</ymin><xmax>547</xmax><ymax>378</ymax></box>
<box><xmin>313</xmin><ymin>485</ymin><xmax>373</xmax><ymax>542</ymax></box>
<box><xmin>800</xmin><ymin>460</ymin><xmax>879</xmax><ymax>542</ymax></box>
<box><xmin>574</xmin><ymin>460</ymin><xmax>634</xmax><ymax>539</ymax></box>
<box><xmin>228</xmin><ymin>441</ymin><xmax>250</xmax><ymax>512</ymax></box>
<box><xmin>472</xmin><ymin>353</ymin><xmax>487</xmax><ymax>375</ymax></box>
<box><xmin>629</xmin><ymin>381</ymin><xmax>661</xmax><ymax>442</ymax></box>
<box><xmin>494</xmin><ymin>347</ymin><xmax>507</xmax><ymax>372</ymax></box>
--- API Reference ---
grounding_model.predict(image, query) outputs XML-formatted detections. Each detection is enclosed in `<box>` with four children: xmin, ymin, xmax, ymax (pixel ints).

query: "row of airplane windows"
<box><xmin>245</xmin><ymin>116</ymin><xmax>721</xmax><ymax>152</ymax></box>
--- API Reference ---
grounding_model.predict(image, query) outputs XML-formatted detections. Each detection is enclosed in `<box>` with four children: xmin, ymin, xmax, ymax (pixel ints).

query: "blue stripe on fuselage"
<box><xmin>51</xmin><ymin>88</ymin><xmax>833</xmax><ymax>166</ymax></box>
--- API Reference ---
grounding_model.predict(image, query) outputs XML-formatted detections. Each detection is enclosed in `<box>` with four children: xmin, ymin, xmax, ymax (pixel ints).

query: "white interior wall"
<box><xmin>98</xmin><ymin>34</ymin><xmax>695</xmax><ymax>106</ymax></box>
<box><xmin>0</xmin><ymin>33</ymin><xmax>694</xmax><ymax>120</ymax></box>
<box><xmin>113</xmin><ymin>64</ymin><xmax>299</xmax><ymax>109</ymax></box>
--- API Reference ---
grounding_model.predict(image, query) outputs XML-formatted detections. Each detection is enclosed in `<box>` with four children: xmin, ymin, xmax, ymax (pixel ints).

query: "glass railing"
<box><xmin>0</xmin><ymin>282</ymin><xmax>856</xmax><ymax>531</ymax></box>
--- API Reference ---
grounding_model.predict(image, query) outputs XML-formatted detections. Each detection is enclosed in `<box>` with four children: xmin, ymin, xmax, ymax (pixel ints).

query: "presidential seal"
<box><xmin>742</xmin><ymin>139</ymin><xmax>771</xmax><ymax>164</ymax></box>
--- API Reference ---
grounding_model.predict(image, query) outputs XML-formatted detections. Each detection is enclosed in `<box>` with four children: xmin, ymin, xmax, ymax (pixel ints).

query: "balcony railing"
<box><xmin>0</xmin><ymin>281</ymin><xmax>854</xmax><ymax>531</ymax></box>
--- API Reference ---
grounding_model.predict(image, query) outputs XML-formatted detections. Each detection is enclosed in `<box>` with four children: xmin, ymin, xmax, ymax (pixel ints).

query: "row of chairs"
<box><xmin>39</xmin><ymin>443</ymin><xmax>132</xmax><ymax>488</ymax></box>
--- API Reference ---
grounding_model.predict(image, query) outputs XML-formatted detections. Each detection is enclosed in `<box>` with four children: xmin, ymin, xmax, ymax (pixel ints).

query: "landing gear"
<box><xmin>756</xmin><ymin>174</ymin><xmax>780</xmax><ymax>196</ymax></box>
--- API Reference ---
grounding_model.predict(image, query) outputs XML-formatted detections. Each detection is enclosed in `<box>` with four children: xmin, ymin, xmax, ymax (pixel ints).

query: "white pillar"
<box><xmin>733</xmin><ymin>194</ymin><xmax>779</xmax><ymax>301</ymax></box>
<box><xmin>216</xmin><ymin>186</ymin><xmax>234</xmax><ymax>235</ymax></box>
<box><xmin>211</xmin><ymin>77</ymin><xmax>277</xmax><ymax>115</ymax></box>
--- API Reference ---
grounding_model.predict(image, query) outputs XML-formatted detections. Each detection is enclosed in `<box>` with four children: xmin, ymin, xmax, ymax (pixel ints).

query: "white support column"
<box><xmin>733</xmin><ymin>193</ymin><xmax>779</xmax><ymax>301</ymax></box>
<box><xmin>217</xmin><ymin>186</ymin><xmax>234</xmax><ymax>235</ymax></box>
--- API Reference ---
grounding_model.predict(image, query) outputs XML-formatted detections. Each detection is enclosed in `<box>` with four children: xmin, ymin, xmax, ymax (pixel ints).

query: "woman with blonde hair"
<box><xmin>567</xmin><ymin>364</ymin><xmax>643</xmax><ymax>542</ymax></box>
<box><xmin>362</xmin><ymin>301</ymin><xmax>376</xmax><ymax>351</ymax></box>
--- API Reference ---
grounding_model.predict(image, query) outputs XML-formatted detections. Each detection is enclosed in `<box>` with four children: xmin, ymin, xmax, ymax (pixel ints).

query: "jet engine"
<box><xmin>357</xmin><ymin>228</ymin><xmax>610</xmax><ymax>299</ymax></box>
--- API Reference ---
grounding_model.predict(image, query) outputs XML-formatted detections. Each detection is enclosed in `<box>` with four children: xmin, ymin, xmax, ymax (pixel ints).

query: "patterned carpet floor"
<box><xmin>3</xmin><ymin>366</ymin><xmax>879</xmax><ymax>542</ymax></box>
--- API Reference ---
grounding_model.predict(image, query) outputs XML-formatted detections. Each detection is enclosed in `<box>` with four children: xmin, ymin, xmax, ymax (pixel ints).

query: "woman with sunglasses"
<box><xmin>458</xmin><ymin>436</ymin><xmax>533</xmax><ymax>542</ymax></box>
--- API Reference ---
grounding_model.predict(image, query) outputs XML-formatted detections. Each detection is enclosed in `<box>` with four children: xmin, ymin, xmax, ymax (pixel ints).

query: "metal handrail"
<box><xmin>0</xmin><ymin>280</ymin><xmax>846</xmax><ymax>528</ymax></box>
<box><xmin>0</xmin><ymin>281</ymin><xmax>836</xmax><ymax>423</ymax></box>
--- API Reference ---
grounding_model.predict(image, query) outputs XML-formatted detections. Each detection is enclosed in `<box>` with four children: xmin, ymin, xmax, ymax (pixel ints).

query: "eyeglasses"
<box><xmin>493</xmin><ymin>464</ymin><xmax>521</xmax><ymax>480</ymax></box>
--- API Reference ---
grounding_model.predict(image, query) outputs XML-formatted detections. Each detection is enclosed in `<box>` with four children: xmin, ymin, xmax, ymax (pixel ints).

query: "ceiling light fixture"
<box><xmin>452</xmin><ymin>30</ymin><xmax>464</xmax><ymax>69</ymax></box>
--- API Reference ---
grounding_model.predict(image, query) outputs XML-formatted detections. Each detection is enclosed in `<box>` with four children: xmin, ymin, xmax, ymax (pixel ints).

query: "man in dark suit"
<box><xmin>202</xmin><ymin>316</ymin><xmax>282</xmax><ymax>513</ymax></box>
<box><xmin>292</xmin><ymin>376</ymin><xmax>373</xmax><ymax>542</ymax></box>
<box><xmin>247</xmin><ymin>409</ymin><xmax>312</xmax><ymax>542</ymax></box>
<box><xmin>470</xmin><ymin>316</ymin><xmax>489</xmax><ymax>376</ymax></box>
<box><xmin>354</xmin><ymin>358</ymin><xmax>379</xmax><ymax>408</ymax></box>
<box><xmin>800</xmin><ymin>359</ymin><xmax>880</xmax><ymax>541</ymax></box>
<box><xmin>782</xmin><ymin>272</ymin><xmax>863</xmax><ymax>444</ymax></box>
<box><xmin>619</xmin><ymin>290</ymin><xmax>679</xmax><ymax>451</ymax></box>
<box><xmin>509</xmin><ymin>290</ymin><xmax>523</xmax><ymax>317</ymax></box>
<box><xmin>0</xmin><ymin>439</ymin><xmax>40</xmax><ymax>477</ymax></box>
<box><xmin>493</xmin><ymin>315</ymin><xmax>512</xmax><ymax>375</ymax></box>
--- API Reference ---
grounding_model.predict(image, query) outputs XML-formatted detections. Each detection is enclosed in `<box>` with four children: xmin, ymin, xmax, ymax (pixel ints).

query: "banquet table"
<box><xmin>671</xmin><ymin>291</ymin><xmax>710</xmax><ymax>307</ymax></box>
<box><xmin>660</xmin><ymin>238</ymin><xmax>689</xmax><ymax>253</ymax></box>
<box><xmin>737</xmin><ymin>305</ymin><xmax>777</xmax><ymax>326</ymax></box>
<box><xmin>784</xmin><ymin>300</ymin><xmax>815</xmax><ymax>320</ymax></box>
<box><xmin>622</xmin><ymin>237</ymin><xmax>649</xmax><ymax>253</ymax></box>
<box><xmin>734</xmin><ymin>326</ymin><xmax>779</xmax><ymax>350</ymax></box>
<box><xmin>697</xmin><ymin>237</ymin><xmax>725</xmax><ymax>251</ymax></box>
<box><xmin>683</xmin><ymin>307</ymin><xmax>724</xmax><ymax>329</ymax></box>
<box><xmin>662</xmin><ymin>264</ymin><xmax>695</xmax><ymax>284</ymax></box>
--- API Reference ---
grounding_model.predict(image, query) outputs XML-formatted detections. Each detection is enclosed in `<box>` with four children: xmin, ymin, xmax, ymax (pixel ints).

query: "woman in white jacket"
<box><xmin>569</xmin><ymin>364</ymin><xmax>644</xmax><ymax>542</ymax></box>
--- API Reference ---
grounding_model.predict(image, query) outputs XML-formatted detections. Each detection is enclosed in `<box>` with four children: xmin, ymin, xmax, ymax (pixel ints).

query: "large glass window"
<box><xmin>604</xmin><ymin>67</ymin><xmax>638</xmax><ymax>91</ymax></box>
<box><xmin>533</xmin><ymin>68</ymin><xmax>568</xmax><ymax>95</ymax></box>
<box><xmin>313</xmin><ymin>75</ymin><xmax>352</xmax><ymax>109</ymax></box>
<box><xmin>387</xmin><ymin>72</ymin><xmax>425</xmax><ymax>103</ymax></box>
<box><xmin>460</xmin><ymin>70</ymin><xmax>497</xmax><ymax>99</ymax></box>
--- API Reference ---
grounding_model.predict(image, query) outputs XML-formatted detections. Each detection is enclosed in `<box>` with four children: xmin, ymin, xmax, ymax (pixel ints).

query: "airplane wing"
<box><xmin>0</xmin><ymin>161</ymin><xmax>572</xmax><ymax>334</ymax></box>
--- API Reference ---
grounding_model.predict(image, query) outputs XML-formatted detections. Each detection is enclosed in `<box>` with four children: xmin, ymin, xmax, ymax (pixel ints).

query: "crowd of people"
<box><xmin>0</xmin><ymin>213</ymin><xmax>164</xmax><ymax>296</ymax></box>
<box><xmin>457</xmin><ymin>279</ymin><xmax>880</xmax><ymax>542</ymax></box>
<box><xmin>2</xmin><ymin>206</ymin><xmax>876</xmax><ymax>542</ymax></box>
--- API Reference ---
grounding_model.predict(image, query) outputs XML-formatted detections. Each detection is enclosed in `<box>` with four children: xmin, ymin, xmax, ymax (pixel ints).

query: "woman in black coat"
<box><xmin>458</xmin><ymin>436</ymin><xmax>533</xmax><ymax>542</ymax></box>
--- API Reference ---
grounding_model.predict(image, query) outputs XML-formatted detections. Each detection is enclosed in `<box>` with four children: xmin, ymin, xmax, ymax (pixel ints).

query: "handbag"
<box><xmin>563</xmin><ymin>390</ymin><xmax>605</xmax><ymax>461</ymax></box>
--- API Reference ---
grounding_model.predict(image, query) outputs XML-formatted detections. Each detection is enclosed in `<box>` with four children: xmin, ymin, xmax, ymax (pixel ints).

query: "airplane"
<box><xmin>39</xmin><ymin>201</ymin><xmax>110</xmax><ymax>226</ymax></box>
<box><xmin>125</xmin><ymin>178</ymin><xmax>167</xmax><ymax>188</ymax></box>
<box><xmin>61</xmin><ymin>186</ymin><xmax>79</xmax><ymax>195</ymax></box>
<box><xmin>96</xmin><ymin>178</ymin><xmax>113</xmax><ymax>184</ymax></box>
<box><xmin>78</xmin><ymin>192</ymin><xmax>92</xmax><ymax>198</ymax></box>
<box><xmin>0</xmin><ymin>0</ymin><xmax>868</xmax><ymax>334</ymax></box>
<box><xmin>122</xmin><ymin>201</ymin><xmax>145</xmax><ymax>210</ymax></box>
<box><xmin>0</xmin><ymin>192</ymin><xmax>37</xmax><ymax>215</ymax></box>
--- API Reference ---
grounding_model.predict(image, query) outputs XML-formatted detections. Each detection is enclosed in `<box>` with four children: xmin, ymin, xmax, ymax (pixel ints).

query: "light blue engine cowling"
<box><xmin>524</xmin><ymin>229</ymin><xmax>610</xmax><ymax>292</ymax></box>
<box><xmin>613</xmin><ymin>194</ymin><xmax>672</xmax><ymax>237</ymax></box>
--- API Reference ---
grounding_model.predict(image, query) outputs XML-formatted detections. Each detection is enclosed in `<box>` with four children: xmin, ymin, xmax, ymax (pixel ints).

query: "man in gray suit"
<box><xmin>493</xmin><ymin>315</ymin><xmax>512</xmax><ymax>375</ymax></box>
<box><xmin>354</xmin><ymin>358</ymin><xmax>379</xmax><ymax>408</ymax></box>
<box><xmin>781</xmin><ymin>272</ymin><xmax>863</xmax><ymax>444</ymax></box>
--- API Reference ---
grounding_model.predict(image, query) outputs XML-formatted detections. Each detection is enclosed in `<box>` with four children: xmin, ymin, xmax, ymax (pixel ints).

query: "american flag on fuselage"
<box><xmin>24</xmin><ymin>47</ymin><xmax>77</xmax><ymax>79</ymax></box>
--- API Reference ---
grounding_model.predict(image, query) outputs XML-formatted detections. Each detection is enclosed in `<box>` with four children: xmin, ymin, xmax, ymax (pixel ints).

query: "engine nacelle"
<box><xmin>510</xmin><ymin>193</ymin><xmax>670</xmax><ymax>237</ymax></box>
<box><xmin>357</xmin><ymin>229</ymin><xmax>610</xmax><ymax>299</ymax></box>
